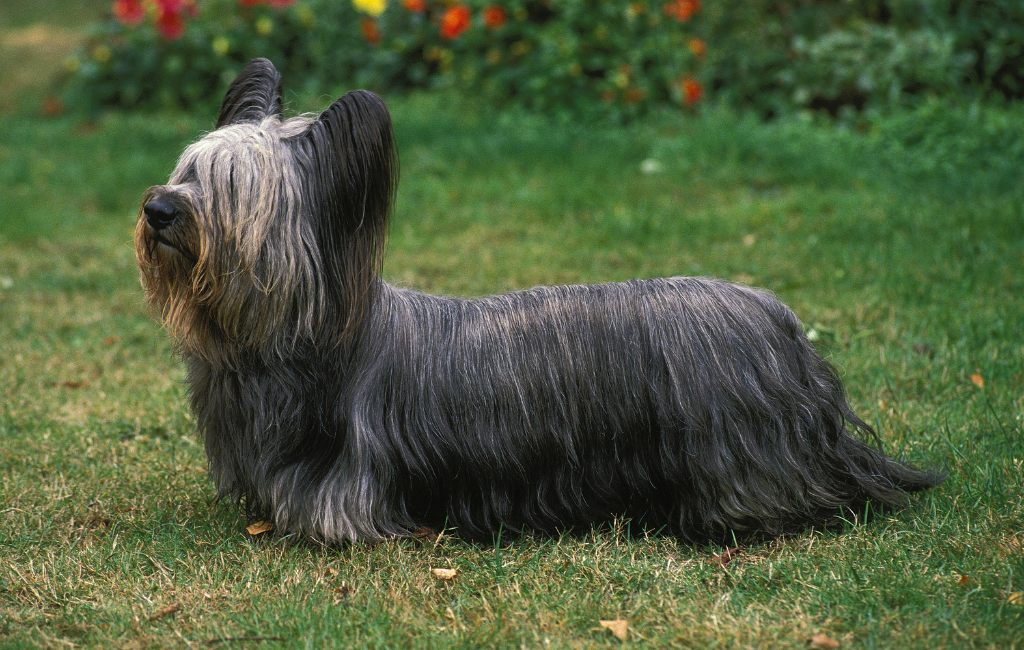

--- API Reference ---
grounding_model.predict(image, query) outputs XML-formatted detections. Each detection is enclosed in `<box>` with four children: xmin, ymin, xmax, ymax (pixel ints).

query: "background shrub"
<box><xmin>63</xmin><ymin>0</ymin><xmax>705</xmax><ymax>121</ymax></box>
<box><xmin>703</xmin><ymin>0</ymin><xmax>1024</xmax><ymax>118</ymax></box>
<box><xmin>62</xmin><ymin>0</ymin><xmax>1024</xmax><ymax>120</ymax></box>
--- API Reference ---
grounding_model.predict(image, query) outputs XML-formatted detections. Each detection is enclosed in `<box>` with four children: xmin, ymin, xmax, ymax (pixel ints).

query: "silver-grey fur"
<box><xmin>136</xmin><ymin>59</ymin><xmax>941</xmax><ymax>545</ymax></box>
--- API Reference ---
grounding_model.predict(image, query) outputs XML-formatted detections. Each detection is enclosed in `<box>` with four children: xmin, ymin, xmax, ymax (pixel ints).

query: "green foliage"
<box><xmin>368</xmin><ymin>0</ymin><xmax>704</xmax><ymax>121</ymax></box>
<box><xmin>62</xmin><ymin>0</ymin><xmax>704</xmax><ymax>120</ymax></box>
<box><xmin>704</xmin><ymin>0</ymin><xmax>1024</xmax><ymax>118</ymax></box>
<box><xmin>63</xmin><ymin>0</ymin><xmax>365</xmax><ymax>113</ymax></box>
<box><xmin>58</xmin><ymin>0</ymin><xmax>1024</xmax><ymax>120</ymax></box>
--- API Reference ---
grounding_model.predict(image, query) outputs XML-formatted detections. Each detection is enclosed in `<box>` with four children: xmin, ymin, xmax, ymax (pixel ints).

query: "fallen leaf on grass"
<box><xmin>710</xmin><ymin>546</ymin><xmax>744</xmax><ymax>568</ymax></box>
<box><xmin>808</xmin><ymin>633</ymin><xmax>839</xmax><ymax>648</ymax></box>
<box><xmin>246</xmin><ymin>520</ymin><xmax>274</xmax><ymax>536</ymax></box>
<box><xmin>955</xmin><ymin>573</ymin><xmax>977</xmax><ymax>587</ymax></box>
<box><xmin>599</xmin><ymin>619</ymin><xmax>629</xmax><ymax>641</ymax></box>
<box><xmin>1007</xmin><ymin>591</ymin><xmax>1023</xmax><ymax>606</ymax></box>
<box><xmin>970</xmin><ymin>373</ymin><xmax>984</xmax><ymax>388</ymax></box>
<box><xmin>333</xmin><ymin>585</ymin><xmax>354</xmax><ymax>599</ymax></box>
<box><xmin>148</xmin><ymin>602</ymin><xmax>180</xmax><ymax>621</ymax></box>
<box><xmin>431</xmin><ymin>567</ymin><xmax>457</xmax><ymax>580</ymax></box>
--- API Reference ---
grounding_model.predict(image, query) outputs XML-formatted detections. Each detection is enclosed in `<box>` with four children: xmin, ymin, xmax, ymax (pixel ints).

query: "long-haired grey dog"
<box><xmin>137</xmin><ymin>58</ymin><xmax>940</xmax><ymax>545</ymax></box>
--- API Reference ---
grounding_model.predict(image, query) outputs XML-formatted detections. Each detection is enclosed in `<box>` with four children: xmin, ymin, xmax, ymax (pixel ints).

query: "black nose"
<box><xmin>143</xmin><ymin>197</ymin><xmax>180</xmax><ymax>231</ymax></box>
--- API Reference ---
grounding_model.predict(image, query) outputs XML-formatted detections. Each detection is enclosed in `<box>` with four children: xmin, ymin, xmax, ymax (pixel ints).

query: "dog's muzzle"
<box><xmin>143</xmin><ymin>197</ymin><xmax>180</xmax><ymax>231</ymax></box>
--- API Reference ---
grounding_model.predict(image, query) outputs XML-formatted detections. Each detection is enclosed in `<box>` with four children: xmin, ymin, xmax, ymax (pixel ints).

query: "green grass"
<box><xmin>2</xmin><ymin>92</ymin><xmax>1023</xmax><ymax>649</ymax></box>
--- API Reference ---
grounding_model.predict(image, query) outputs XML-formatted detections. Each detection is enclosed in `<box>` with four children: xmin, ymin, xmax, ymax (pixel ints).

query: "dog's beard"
<box><xmin>133</xmin><ymin>202</ymin><xmax>214</xmax><ymax>356</ymax></box>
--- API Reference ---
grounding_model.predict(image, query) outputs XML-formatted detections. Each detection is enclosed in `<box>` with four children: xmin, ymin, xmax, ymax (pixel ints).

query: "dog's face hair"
<box><xmin>136</xmin><ymin>59</ymin><xmax>397</xmax><ymax>365</ymax></box>
<box><xmin>137</xmin><ymin>58</ymin><xmax>941</xmax><ymax>545</ymax></box>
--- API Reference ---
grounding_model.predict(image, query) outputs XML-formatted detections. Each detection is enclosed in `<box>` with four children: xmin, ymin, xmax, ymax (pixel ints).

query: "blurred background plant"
<box><xmin>61</xmin><ymin>0</ymin><xmax>706</xmax><ymax>120</ymax></box>
<box><xmin>703</xmin><ymin>0</ymin><xmax>1024</xmax><ymax>119</ymax></box>
<box><xmin>46</xmin><ymin>0</ymin><xmax>1024</xmax><ymax>120</ymax></box>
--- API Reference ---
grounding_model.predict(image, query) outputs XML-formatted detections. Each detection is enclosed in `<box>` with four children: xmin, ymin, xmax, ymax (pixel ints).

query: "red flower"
<box><xmin>440</xmin><ymin>5</ymin><xmax>471</xmax><ymax>40</ymax></box>
<box><xmin>403</xmin><ymin>0</ymin><xmax>427</xmax><ymax>11</ymax></box>
<box><xmin>151</xmin><ymin>0</ymin><xmax>196</xmax><ymax>40</ymax></box>
<box><xmin>156</xmin><ymin>8</ymin><xmax>185</xmax><ymax>39</ymax></box>
<box><xmin>482</xmin><ymin>5</ymin><xmax>507</xmax><ymax>29</ymax></box>
<box><xmin>361</xmin><ymin>17</ymin><xmax>382</xmax><ymax>45</ymax></box>
<box><xmin>112</xmin><ymin>0</ymin><xmax>146</xmax><ymax>26</ymax></box>
<box><xmin>681</xmin><ymin>76</ymin><xmax>702</xmax><ymax>107</ymax></box>
<box><xmin>663</xmin><ymin>0</ymin><xmax>700</xmax><ymax>22</ymax></box>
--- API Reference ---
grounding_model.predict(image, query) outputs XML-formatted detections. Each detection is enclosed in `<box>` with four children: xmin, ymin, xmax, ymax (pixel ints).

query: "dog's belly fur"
<box><xmin>187</xmin><ymin>276</ymin><xmax>933</xmax><ymax>544</ymax></box>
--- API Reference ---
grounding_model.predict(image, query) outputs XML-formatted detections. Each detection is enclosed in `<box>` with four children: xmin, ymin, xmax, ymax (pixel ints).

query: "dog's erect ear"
<box><xmin>305</xmin><ymin>89</ymin><xmax>398</xmax><ymax>233</ymax></box>
<box><xmin>300</xmin><ymin>89</ymin><xmax>398</xmax><ymax>343</ymax></box>
<box><xmin>216</xmin><ymin>58</ymin><xmax>283</xmax><ymax>128</ymax></box>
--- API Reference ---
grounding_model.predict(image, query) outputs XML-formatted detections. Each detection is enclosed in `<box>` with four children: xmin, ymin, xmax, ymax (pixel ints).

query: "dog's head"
<box><xmin>136</xmin><ymin>58</ymin><xmax>397</xmax><ymax>365</ymax></box>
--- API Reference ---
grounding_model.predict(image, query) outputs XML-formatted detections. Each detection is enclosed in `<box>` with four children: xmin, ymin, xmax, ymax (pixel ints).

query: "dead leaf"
<box><xmin>1007</xmin><ymin>591</ymin><xmax>1023</xmax><ymax>606</ymax></box>
<box><xmin>148</xmin><ymin>602</ymin><xmax>180</xmax><ymax>621</ymax></box>
<box><xmin>333</xmin><ymin>585</ymin><xmax>354</xmax><ymax>599</ymax></box>
<box><xmin>970</xmin><ymin>373</ymin><xmax>984</xmax><ymax>388</ymax></box>
<box><xmin>431</xmin><ymin>567</ymin><xmax>457</xmax><ymax>580</ymax></box>
<box><xmin>59</xmin><ymin>380</ymin><xmax>89</xmax><ymax>389</ymax></box>
<box><xmin>599</xmin><ymin>619</ymin><xmax>629</xmax><ymax>641</ymax></box>
<box><xmin>245</xmin><ymin>520</ymin><xmax>274</xmax><ymax>536</ymax></box>
<box><xmin>808</xmin><ymin>633</ymin><xmax>840</xmax><ymax>648</ymax></box>
<box><xmin>955</xmin><ymin>573</ymin><xmax>976</xmax><ymax>587</ymax></box>
<box><xmin>710</xmin><ymin>546</ymin><xmax>744</xmax><ymax>568</ymax></box>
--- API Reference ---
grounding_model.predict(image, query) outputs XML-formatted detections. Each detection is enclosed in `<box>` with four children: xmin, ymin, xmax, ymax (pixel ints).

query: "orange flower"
<box><xmin>112</xmin><ymin>0</ymin><xmax>146</xmax><ymax>26</ymax></box>
<box><xmin>625</xmin><ymin>87</ymin><xmax>647</xmax><ymax>105</ymax></box>
<box><xmin>663</xmin><ymin>0</ymin><xmax>700</xmax><ymax>22</ymax></box>
<box><xmin>403</xmin><ymin>0</ymin><xmax>426</xmax><ymax>10</ymax></box>
<box><xmin>440</xmin><ymin>5</ymin><xmax>471</xmax><ymax>40</ymax></box>
<box><xmin>681</xmin><ymin>76</ymin><xmax>702</xmax><ymax>107</ymax></box>
<box><xmin>687</xmin><ymin>37</ymin><xmax>706</xmax><ymax>59</ymax></box>
<box><xmin>361</xmin><ymin>17</ymin><xmax>382</xmax><ymax>45</ymax></box>
<box><xmin>483</xmin><ymin>5</ymin><xmax>507</xmax><ymax>29</ymax></box>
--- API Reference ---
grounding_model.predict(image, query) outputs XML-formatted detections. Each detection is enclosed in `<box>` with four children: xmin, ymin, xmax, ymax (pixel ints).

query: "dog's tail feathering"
<box><xmin>639</xmin><ymin>278</ymin><xmax>942</xmax><ymax>540</ymax></box>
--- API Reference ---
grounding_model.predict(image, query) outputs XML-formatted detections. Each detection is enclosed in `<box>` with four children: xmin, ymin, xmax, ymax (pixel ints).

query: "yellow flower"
<box><xmin>256</xmin><ymin>16</ymin><xmax>273</xmax><ymax>36</ymax></box>
<box><xmin>296</xmin><ymin>4</ymin><xmax>315</xmax><ymax>29</ymax></box>
<box><xmin>352</xmin><ymin>0</ymin><xmax>386</xmax><ymax>16</ymax></box>
<box><xmin>92</xmin><ymin>44</ymin><xmax>112</xmax><ymax>64</ymax></box>
<box><xmin>212</xmin><ymin>36</ymin><xmax>230</xmax><ymax>56</ymax></box>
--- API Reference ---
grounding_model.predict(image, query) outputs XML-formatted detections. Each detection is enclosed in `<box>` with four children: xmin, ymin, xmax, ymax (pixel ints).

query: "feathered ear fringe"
<box><xmin>297</xmin><ymin>89</ymin><xmax>399</xmax><ymax>345</ymax></box>
<box><xmin>217</xmin><ymin>57</ymin><xmax>283</xmax><ymax>128</ymax></box>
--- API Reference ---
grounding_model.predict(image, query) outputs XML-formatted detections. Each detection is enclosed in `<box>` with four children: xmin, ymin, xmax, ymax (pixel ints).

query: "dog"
<box><xmin>136</xmin><ymin>58</ymin><xmax>941</xmax><ymax>545</ymax></box>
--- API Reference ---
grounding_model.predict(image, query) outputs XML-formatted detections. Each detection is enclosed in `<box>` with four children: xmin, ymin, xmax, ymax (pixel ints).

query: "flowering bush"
<box><xmin>63</xmin><ymin>0</ymin><xmax>705</xmax><ymax>119</ymax></box>
<box><xmin>65</xmin><ymin>0</ymin><xmax>367</xmax><ymax>113</ymax></box>
<box><xmin>359</xmin><ymin>0</ymin><xmax>705</xmax><ymax>119</ymax></box>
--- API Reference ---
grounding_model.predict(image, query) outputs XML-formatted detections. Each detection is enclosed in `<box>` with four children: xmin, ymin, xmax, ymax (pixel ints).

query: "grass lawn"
<box><xmin>1</xmin><ymin>37</ymin><xmax>1023</xmax><ymax>649</ymax></box>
